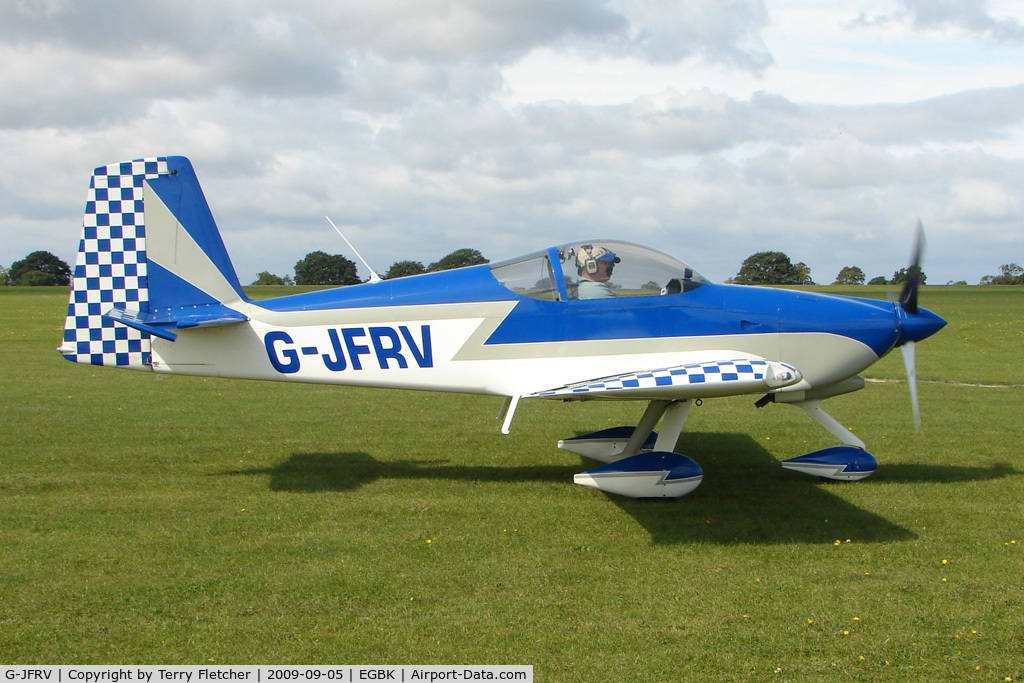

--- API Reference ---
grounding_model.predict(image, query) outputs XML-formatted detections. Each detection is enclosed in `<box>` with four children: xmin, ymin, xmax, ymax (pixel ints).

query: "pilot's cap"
<box><xmin>576</xmin><ymin>245</ymin><xmax>620</xmax><ymax>273</ymax></box>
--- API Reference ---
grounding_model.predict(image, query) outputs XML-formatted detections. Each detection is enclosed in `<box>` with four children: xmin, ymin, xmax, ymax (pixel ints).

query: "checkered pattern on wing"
<box><xmin>61</xmin><ymin>158</ymin><xmax>168</xmax><ymax>368</ymax></box>
<box><xmin>534</xmin><ymin>359</ymin><xmax>769</xmax><ymax>397</ymax></box>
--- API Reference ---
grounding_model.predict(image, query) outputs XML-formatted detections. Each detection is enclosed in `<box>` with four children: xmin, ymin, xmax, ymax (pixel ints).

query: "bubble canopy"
<box><xmin>489</xmin><ymin>240</ymin><xmax>708</xmax><ymax>301</ymax></box>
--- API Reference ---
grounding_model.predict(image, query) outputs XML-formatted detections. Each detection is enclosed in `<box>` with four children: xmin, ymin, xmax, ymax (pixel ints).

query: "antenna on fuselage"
<box><xmin>325</xmin><ymin>216</ymin><xmax>382</xmax><ymax>283</ymax></box>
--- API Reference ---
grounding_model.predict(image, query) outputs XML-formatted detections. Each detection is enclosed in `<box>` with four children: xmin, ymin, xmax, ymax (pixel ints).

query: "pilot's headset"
<box><xmin>576</xmin><ymin>245</ymin><xmax>620</xmax><ymax>274</ymax></box>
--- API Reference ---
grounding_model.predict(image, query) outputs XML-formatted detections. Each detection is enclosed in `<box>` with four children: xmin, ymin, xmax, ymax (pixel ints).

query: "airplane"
<box><xmin>58</xmin><ymin>156</ymin><xmax>946</xmax><ymax>499</ymax></box>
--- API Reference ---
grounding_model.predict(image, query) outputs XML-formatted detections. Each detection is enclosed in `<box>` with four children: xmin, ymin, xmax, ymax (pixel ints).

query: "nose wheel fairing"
<box><xmin>781</xmin><ymin>446</ymin><xmax>877</xmax><ymax>481</ymax></box>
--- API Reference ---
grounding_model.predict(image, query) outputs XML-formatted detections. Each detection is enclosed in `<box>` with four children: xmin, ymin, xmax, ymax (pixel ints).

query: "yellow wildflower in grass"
<box><xmin>941</xmin><ymin>559</ymin><xmax>948</xmax><ymax>565</ymax></box>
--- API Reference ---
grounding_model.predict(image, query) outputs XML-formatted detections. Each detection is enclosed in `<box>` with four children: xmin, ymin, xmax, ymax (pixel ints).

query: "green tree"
<box><xmin>293</xmin><ymin>251</ymin><xmax>360</xmax><ymax>286</ymax></box>
<box><xmin>427</xmin><ymin>248</ymin><xmax>488</xmax><ymax>272</ymax></box>
<box><xmin>868</xmin><ymin>275</ymin><xmax>888</xmax><ymax>286</ymax></box>
<box><xmin>733</xmin><ymin>251</ymin><xmax>806</xmax><ymax>285</ymax></box>
<box><xmin>0</xmin><ymin>265</ymin><xmax>9</xmax><ymax>286</ymax></box>
<box><xmin>384</xmin><ymin>260</ymin><xmax>427</xmax><ymax>279</ymax></box>
<box><xmin>10</xmin><ymin>251</ymin><xmax>71</xmax><ymax>286</ymax></box>
<box><xmin>794</xmin><ymin>262</ymin><xmax>815</xmax><ymax>285</ymax></box>
<box><xmin>891</xmin><ymin>267</ymin><xmax>927</xmax><ymax>286</ymax></box>
<box><xmin>834</xmin><ymin>266</ymin><xmax>866</xmax><ymax>285</ymax></box>
<box><xmin>251</xmin><ymin>271</ymin><xmax>285</xmax><ymax>285</ymax></box>
<box><xmin>18</xmin><ymin>270</ymin><xmax>59</xmax><ymax>286</ymax></box>
<box><xmin>980</xmin><ymin>263</ymin><xmax>1024</xmax><ymax>285</ymax></box>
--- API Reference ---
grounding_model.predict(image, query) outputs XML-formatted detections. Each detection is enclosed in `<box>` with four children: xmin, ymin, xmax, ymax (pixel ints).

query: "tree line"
<box><xmin>727</xmin><ymin>250</ymin><xmax>971</xmax><ymax>286</ymax></box>
<box><xmin>251</xmin><ymin>248</ymin><xmax>488</xmax><ymax>286</ymax></box>
<box><xmin>0</xmin><ymin>247</ymin><xmax>488</xmax><ymax>288</ymax></box>
<box><xmin>2</xmin><ymin>248</ymin><xmax>1021</xmax><ymax>288</ymax></box>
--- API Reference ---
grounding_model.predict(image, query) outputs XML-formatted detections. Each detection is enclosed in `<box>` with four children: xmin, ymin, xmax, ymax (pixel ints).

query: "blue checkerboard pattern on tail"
<box><xmin>60</xmin><ymin>157</ymin><xmax>168</xmax><ymax>369</ymax></box>
<box><xmin>531</xmin><ymin>359</ymin><xmax>773</xmax><ymax>397</ymax></box>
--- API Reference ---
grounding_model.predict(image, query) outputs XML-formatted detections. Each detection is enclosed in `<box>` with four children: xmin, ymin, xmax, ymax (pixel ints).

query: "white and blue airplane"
<box><xmin>59</xmin><ymin>156</ymin><xmax>946</xmax><ymax>498</ymax></box>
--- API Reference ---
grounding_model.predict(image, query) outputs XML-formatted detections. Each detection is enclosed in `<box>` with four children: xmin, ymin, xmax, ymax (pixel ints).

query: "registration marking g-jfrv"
<box><xmin>265</xmin><ymin>324</ymin><xmax>433</xmax><ymax>374</ymax></box>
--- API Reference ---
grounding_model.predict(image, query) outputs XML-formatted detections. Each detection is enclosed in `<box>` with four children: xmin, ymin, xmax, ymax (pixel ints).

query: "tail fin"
<box><xmin>60</xmin><ymin>156</ymin><xmax>249</xmax><ymax>369</ymax></box>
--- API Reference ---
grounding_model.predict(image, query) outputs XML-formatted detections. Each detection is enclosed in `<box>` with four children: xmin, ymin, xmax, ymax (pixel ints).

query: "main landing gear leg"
<box><xmin>622</xmin><ymin>399</ymin><xmax>673</xmax><ymax>458</ymax></box>
<box><xmin>654</xmin><ymin>399</ymin><xmax>692</xmax><ymax>452</ymax></box>
<box><xmin>564</xmin><ymin>399</ymin><xmax>704</xmax><ymax>499</ymax></box>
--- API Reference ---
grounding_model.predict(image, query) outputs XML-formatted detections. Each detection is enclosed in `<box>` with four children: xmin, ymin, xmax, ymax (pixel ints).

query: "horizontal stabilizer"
<box><xmin>532</xmin><ymin>358</ymin><xmax>800</xmax><ymax>399</ymax></box>
<box><xmin>103</xmin><ymin>304</ymin><xmax>249</xmax><ymax>342</ymax></box>
<box><xmin>574</xmin><ymin>451</ymin><xmax>703</xmax><ymax>498</ymax></box>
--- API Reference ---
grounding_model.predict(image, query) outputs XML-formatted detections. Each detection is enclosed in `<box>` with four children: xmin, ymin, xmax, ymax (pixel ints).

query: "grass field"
<box><xmin>1</xmin><ymin>285</ymin><xmax>1021</xmax><ymax>680</ymax></box>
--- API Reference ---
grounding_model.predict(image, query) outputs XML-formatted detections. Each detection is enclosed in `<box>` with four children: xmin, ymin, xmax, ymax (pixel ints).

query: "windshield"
<box><xmin>489</xmin><ymin>240</ymin><xmax>707</xmax><ymax>301</ymax></box>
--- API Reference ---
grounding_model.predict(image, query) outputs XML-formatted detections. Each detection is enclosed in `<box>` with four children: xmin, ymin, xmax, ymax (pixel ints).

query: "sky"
<box><xmin>1</xmin><ymin>0</ymin><xmax>1022</xmax><ymax>286</ymax></box>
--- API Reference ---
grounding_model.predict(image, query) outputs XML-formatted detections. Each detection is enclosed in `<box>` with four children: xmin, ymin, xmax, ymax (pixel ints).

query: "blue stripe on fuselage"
<box><xmin>484</xmin><ymin>284</ymin><xmax>900</xmax><ymax>359</ymax></box>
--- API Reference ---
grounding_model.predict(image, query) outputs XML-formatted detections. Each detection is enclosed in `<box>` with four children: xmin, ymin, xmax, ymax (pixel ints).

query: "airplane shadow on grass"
<box><xmin>614</xmin><ymin>432</ymin><xmax>1019</xmax><ymax>546</ymax></box>
<box><xmin>225</xmin><ymin>452</ymin><xmax>578</xmax><ymax>494</ymax></box>
<box><xmin>218</xmin><ymin>431</ymin><xmax>1019</xmax><ymax>546</ymax></box>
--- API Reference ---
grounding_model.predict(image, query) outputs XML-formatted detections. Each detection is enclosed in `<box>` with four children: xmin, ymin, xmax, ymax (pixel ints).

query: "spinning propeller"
<box><xmin>894</xmin><ymin>220</ymin><xmax>944</xmax><ymax>430</ymax></box>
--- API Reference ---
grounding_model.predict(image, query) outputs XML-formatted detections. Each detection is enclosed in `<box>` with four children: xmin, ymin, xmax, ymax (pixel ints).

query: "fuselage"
<box><xmin>148</xmin><ymin>258</ymin><xmax>945</xmax><ymax>401</ymax></box>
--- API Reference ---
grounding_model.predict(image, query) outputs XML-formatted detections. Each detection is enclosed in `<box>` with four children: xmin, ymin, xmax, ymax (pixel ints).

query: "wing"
<box><xmin>527</xmin><ymin>357</ymin><xmax>802</xmax><ymax>400</ymax></box>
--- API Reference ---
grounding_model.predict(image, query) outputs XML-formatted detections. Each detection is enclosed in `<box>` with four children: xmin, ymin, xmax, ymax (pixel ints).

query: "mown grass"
<box><xmin>1</xmin><ymin>285</ymin><xmax>1021</xmax><ymax>681</ymax></box>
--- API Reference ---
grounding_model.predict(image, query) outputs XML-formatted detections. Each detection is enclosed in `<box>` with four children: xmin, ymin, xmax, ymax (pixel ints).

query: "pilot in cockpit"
<box><xmin>576</xmin><ymin>245</ymin><xmax>620</xmax><ymax>299</ymax></box>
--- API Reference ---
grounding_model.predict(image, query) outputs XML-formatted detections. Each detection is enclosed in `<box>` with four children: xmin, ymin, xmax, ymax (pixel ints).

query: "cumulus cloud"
<box><xmin>0</xmin><ymin>0</ymin><xmax>1022</xmax><ymax>286</ymax></box>
<box><xmin>849</xmin><ymin>0</ymin><xmax>1024</xmax><ymax>42</ymax></box>
<box><xmin>610</xmin><ymin>0</ymin><xmax>772</xmax><ymax>70</ymax></box>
